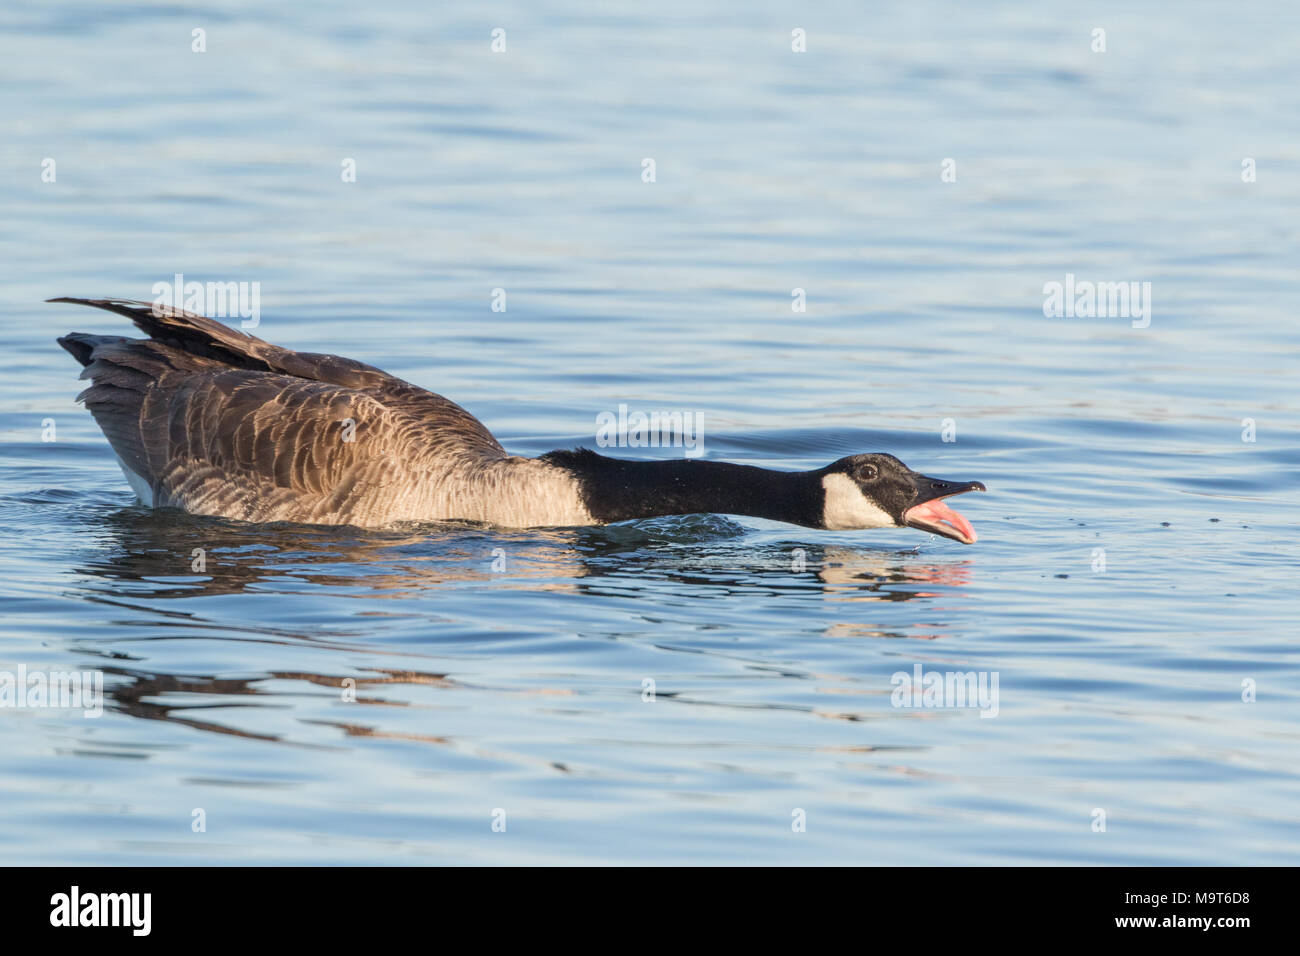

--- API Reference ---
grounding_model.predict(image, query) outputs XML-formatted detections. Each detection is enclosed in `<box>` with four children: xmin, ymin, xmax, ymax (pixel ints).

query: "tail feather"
<box><xmin>49</xmin><ymin>296</ymin><xmax>388</xmax><ymax>388</ymax></box>
<box><xmin>55</xmin><ymin>328</ymin><xmax>230</xmax><ymax>487</ymax></box>
<box><xmin>51</xmin><ymin>296</ymin><xmax>400</xmax><ymax>502</ymax></box>
<box><xmin>57</xmin><ymin>332</ymin><xmax>127</xmax><ymax>367</ymax></box>
<box><xmin>50</xmin><ymin>294</ymin><xmax>512</xmax><ymax>522</ymax></box>
<box><xmin>49</xmin><ymin>297</ymin><xmax>275</xmax><ymax>369</ymax></box>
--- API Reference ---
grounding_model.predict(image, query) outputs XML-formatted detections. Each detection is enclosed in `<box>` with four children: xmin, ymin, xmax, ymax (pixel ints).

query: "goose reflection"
<box><xmin>87</xmin><ymin>662</ymin><xmax>579</xmax><ymax>774</ymax></box>
<box><xmin>75</xmin><ymin>506</ymin><xmax>588</xmax><ymax>598</ymax></box>
<box><xmin>60</xmin><ymin>507</ymin><xmax>977</xmax><ymax>749</ymax></box>
<box><xmin>815</xmin><ymin>546</ymin><xmax>974</xmax><ymax>599</ymax></box>
<box><xmin>74</xmin><ymin>508</ymin><xmax>975</xmax><ymax>605</ymax></box>
<box><xmin>92</xmin><ymin>664</ymin><xmax>462</xmax><ymax>744</ymax></box>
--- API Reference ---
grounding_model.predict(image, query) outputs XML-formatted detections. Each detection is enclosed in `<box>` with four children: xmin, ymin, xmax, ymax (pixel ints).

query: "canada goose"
<box><xmin>53</xmin><ymin>297</ymin><xmax>986</xmax><ymax>542</ymax></box>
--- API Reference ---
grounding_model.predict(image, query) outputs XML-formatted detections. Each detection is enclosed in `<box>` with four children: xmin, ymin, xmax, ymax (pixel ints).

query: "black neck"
<box><xmin>544</xmin><ymin>449</ymin><xmax>825</xmax><ymax>527</ymax></box>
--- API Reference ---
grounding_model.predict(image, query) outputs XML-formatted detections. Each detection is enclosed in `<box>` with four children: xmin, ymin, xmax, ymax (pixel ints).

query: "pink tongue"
<box><xmin>908</xmin><ymin>499</ymin><xmax>977</xmax><ymax>542</ymax></box>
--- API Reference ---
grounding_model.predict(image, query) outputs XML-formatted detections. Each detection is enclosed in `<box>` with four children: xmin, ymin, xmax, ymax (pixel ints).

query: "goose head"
<box><xmin>819</xmin><ymin>453</ymin><xmax>986</xmax><ymax>543</ymax></box>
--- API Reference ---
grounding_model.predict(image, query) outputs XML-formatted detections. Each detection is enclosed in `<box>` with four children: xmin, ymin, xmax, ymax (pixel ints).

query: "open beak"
<box><xmin>903</xmin><ymin>475</ymin><xmax>987</xmax><ymax>545</ymax></box>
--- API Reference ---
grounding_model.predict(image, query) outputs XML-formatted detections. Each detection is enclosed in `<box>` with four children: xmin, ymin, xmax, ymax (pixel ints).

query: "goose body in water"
<box><xmin>53</xmin><ymin>297</ymin><xmax>986</xmax><ymax>542</ymax></box>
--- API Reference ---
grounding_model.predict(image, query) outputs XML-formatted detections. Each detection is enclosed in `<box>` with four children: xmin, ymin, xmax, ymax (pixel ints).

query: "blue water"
<box><xmin>2</xmin><ymin>1</ymin><xmax>1298</xmax><ymax>864</ymax></box>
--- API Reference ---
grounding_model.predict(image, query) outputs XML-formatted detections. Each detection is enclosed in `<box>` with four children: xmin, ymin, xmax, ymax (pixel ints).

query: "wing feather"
<box><xmin>53</xmin><ymin>302</ymin><xmax>502</xmax><ymax>524</ymax></box>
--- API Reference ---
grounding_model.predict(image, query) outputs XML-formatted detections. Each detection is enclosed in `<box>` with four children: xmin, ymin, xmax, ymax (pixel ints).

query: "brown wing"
<box><xmin>55</xmin><ymin>298</ymin><xmax>508</xmax><ymax>525</ymax></box>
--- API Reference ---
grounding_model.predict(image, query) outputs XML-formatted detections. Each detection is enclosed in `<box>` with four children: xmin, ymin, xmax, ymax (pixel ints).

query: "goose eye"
<box><xmin>856</xmin><ymin>463</ymin><xmax>878</xmax><ymax>481</ymax></box>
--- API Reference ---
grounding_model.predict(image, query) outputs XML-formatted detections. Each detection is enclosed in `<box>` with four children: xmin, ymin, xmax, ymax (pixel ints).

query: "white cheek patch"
<box><xmin>821</xmin><ymin>473</ymin><xmax>894</xmax><ymax>530</ymax></box>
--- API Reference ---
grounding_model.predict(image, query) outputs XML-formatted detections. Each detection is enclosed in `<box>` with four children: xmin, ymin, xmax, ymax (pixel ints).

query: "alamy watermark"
<box><xmin>0</xmin><ymin>665</ymin><xmax>103</xmax><ymax>718</ymax></box>
<box><xmin>596</xmin><ymin>403</ymin><xmax>704</xmax><ymax>458</ymax></box>
<box><xmin>891</xmin><ymin>664</ymin><xmax>999</xmax><ymax>718</ymax></box>
<box><xmin>152</xmin><ymin>273</ymin><xmax>260</xmax><ymax>328</ymax></box>
<box><xmin>1042</xmin><ymin>273</ymin><xmax>1151</xmax><ymax>328</ymax></box>
<box><xmin>50</xmin><ymin>886</ymin><xmax>150</xmax><ymax>936</ymax></box>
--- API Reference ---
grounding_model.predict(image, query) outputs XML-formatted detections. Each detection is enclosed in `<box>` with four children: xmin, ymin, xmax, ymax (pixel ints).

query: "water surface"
<box><xmin>1</xmin><ymin>0</ymin><xmax>1298</xmax><ymax>864</ymax></box>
